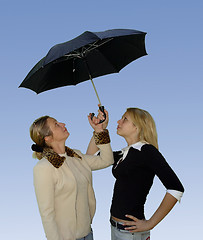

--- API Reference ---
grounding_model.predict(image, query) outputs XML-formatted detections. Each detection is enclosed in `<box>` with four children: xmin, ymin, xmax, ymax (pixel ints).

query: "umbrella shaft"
<box><xmin>90</xmin><ymin>78</ymin><xmax>101</xmax><ymax>105</ymax></box>
<box><xmin>84</xmin><ymin>57</ymin><xmax>102</xmax><ymax>105</ymax></box>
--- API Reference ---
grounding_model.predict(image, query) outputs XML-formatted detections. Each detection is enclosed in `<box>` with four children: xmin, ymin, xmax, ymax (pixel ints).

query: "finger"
<box><xmin>88</xmin><ymin>113</ymin><xmax>94</xmax><ymax>119</ymax></box>
<box><xmin>125</xmin><ymin>215</ymin><xmax>138</xmax><ymax>221</ymax></box>
<box><xmin>127</xmin><ymin>229</ymin><xmax>138</xmax><ymax>233</ymax></box>
<box><xmin>92</xmin><ymin>117</ymin><xmax>99</xmax><ymax>125</ymax></box>
<box><xmin>98</xmin><ymin>109</ymin><xmax>104</xmax><ymax>116</ymax></box>
<box><xmin>123</xmin><ymin>221</ymin><xmax>136</xmax><ymax>226</ymax></box>
<box><xmin>104</xmin><ymin>109</ymin><xmax>108</xmax><ymax>115</ymax></box>
<box><xmin>87</xmin><ymin>115</ymin><xmax>92</xmax><ymax>122</ymax></box>
<box><xmin>124</xmin><ymin>226</ymin><xmax>138</xmax><ymax>233</ymax></box>
<box><xmin>88</xmin><ymin>114</ymin><xmax>97</xmax><ymax>125</ymax></box>
<box><xmin>125</xmin><ymin>226</ymin><xmax>137</xmax><ymax>232</ymax></box>
<box><xmin>98</xmin><ymin>108</ymin><xmax>108</xmax><ymax>117</ymax></box>
<box><xmin>124</xmin><ymin>226</ymin><xmax>137</xmax><ymax>230</ymax></box>
<box><xmin>88</xmin><ymin>114</ymin><xmax>94</xmax><ymax>121</ymax></box>
<box><xmin>98</xmin><ymin>113</ymin><xmax>105</xmax><ymax>120</ymax></box>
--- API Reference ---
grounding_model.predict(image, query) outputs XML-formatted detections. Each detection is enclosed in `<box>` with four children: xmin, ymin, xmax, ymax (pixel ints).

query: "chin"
<box><xmin>117</xmin><ymin>130</ymin><xmax>121</xmax><ymax>136</ymax></box>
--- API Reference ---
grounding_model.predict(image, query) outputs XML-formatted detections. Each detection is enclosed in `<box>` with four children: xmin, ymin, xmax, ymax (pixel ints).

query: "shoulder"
<box><xmin>72</xmin><ymin>149</ymin><xmax>82</xmax><ymax>156</ymax></box>
<box><xmin>140</xmin><ymin>144</ymin><xmax>167</xmax><ymax>166</ymax></box>
<box><xmin>33</xmin><ymin>158</ymin><xmax>56</xmax><ymax>184</ymax></box>
<box><xmin>140</xmin><ymin>143</ymin><xmax>160</xmax><ymax>154</ymax></box>
<box><xmin>33</xmin><ymin>158</ymin><xmax>53</xmax><ymax>173</ymax></box>
<box><xmin>72</xmin><ymin>149</ymin><xmax>91</xmax><ymax>165</ymax></box>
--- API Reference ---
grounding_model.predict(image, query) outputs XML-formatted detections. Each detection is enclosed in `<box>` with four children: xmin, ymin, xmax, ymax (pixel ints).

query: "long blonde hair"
<box><xmin>126</xmin><ymin>108</ymin><xmax>158</xmax><ymax>149</ymax></box>
<box><xmin>30</xmin><ymin>116</ymin><xmax>53</xmax><ymax>159</ymax></box>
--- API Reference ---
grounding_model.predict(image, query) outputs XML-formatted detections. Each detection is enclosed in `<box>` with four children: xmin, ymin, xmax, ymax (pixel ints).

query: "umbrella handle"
<box><xmin>98</xmin><ymin>105</ymin><xmax>106</xmax><ymax>123</ymax></box>
<box><xmin>90</xmin><ymin>106</ymin><xmax>106</xmax><ymax>124</ymax></box>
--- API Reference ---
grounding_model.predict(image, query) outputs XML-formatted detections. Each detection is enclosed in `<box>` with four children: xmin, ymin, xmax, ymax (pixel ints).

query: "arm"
<box><xmin>123</xmin><ymin>145</ymin><xmax>184</xmax><ymax>232</ymax></box>
<box><xmin>86</xmin><ymin>107</ymin><xmax>109</xmax><ymax>155</ymax></box>
<box><xmin>84</xmin><ymin>108</ymin><xmax>114</xmax><ymax>169</ymax></box>
<box><xmin>86</xmin><ymin>135</ymin><xmax>99</xmax><ymax>155</ymax></box>
<box><xmin>83</xmin><ymin>130</ymin><xmax>114</xmax><ymax>170</ymax></box>
<box><xmin>124</xmin><ymin>192</ymin><xmax>178</xmax><ymax>232</ymax></box>
<box><xmin>33</xmin><ymin>163</ymin><xmax>62</xmax><ymax>240</ymax></box>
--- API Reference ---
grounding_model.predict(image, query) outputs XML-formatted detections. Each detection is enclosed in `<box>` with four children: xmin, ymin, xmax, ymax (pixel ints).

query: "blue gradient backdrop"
<box><xmin>0</xmin><ymin>1</ymin><xmax>202</xmax><ymax>239</ymax></box>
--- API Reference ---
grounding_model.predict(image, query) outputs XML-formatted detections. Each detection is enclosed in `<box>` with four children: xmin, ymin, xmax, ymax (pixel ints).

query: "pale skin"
<box><xmin>87</xmin><ymin>108</ymin><xmax>178</xmax><ymax>233</ymax></box>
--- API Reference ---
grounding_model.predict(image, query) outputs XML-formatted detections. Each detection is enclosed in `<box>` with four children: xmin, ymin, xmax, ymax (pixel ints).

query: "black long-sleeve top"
<box><xmin>110</xmin><ymin>143</ymin><xmax>184</xmax><ymax>220</ymax></box>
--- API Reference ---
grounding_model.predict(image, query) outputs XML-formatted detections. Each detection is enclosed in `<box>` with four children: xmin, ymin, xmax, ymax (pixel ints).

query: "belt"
<box><xmin>110</xmin><ymin>218</ymin><xmax>127</xmax><ymax>230</ymax></box>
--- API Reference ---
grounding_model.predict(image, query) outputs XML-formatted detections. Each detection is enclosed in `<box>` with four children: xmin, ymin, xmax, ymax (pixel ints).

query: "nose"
<box><xmin>117</xmin><ymin>119</ymin><xmax>121</xmax><ymax>124</ymax></box>
<box><xmin>59</xmin><ymin>122</ymin><xmax>66</xmax><ymax>128</ymax></box>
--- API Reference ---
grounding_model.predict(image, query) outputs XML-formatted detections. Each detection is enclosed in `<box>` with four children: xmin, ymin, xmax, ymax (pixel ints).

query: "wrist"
<box><xmin>146</xmin><ymin>219</ymin><xmax>156</xmax><ymax>230</ymax></box>
<box><xmin>94</xmin><ymin>129</ymin><xmax>104</xmax><ymax>133</ymax></box>
<box><xmin>93</xmin><ymin>129</ymin><xmax>110</xmax><ymax>145</ymax></box>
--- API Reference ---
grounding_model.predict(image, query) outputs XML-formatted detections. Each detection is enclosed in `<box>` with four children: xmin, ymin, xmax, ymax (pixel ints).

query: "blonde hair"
<box><xmin>30</xmin><ymin>116</ymin><xmax>53</xmax><ymax>159</ymax></box>
<box><xmin>126</xmin><ymin>108</ymin><xmax>158</xmax><ymax>149</ymax></box>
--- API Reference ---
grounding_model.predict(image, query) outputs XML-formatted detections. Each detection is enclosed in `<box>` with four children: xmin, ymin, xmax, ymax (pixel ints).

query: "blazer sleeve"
<box><xmin>82</xmin><ymin>143</ymin><xmax>114</xmax><ymax>170</ymax></box>
<box><xmin>33</xmin><ymin>162</ymin><xmax>63</xmax><ymax>240</ymax></box>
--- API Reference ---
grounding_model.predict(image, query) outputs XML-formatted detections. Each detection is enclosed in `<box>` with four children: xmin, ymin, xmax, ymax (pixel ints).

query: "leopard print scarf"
<box><xmin>42</xmin><ymin>146</ymin><xmax>82</xmax><ymax>168</ymax></box>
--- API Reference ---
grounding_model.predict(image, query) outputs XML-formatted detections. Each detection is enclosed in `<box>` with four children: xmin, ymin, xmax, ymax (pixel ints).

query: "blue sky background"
<box><xmin>0</xmin><ymin>1</ymin><xmax>202</xmax><ymax>239</ymax></box>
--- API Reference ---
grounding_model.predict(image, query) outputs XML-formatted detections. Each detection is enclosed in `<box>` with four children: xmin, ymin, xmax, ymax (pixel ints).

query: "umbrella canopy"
<box><xmin>19</xmin><ymin>28</ymin><xmax>147</xmax><ymax>104</ymax></box>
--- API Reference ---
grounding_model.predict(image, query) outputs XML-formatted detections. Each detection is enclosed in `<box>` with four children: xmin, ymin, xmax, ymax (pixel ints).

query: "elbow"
<box><xmin>167</xmin><ymin>189</ymin><xmax>184</xmax><ymax>203</ymax></box>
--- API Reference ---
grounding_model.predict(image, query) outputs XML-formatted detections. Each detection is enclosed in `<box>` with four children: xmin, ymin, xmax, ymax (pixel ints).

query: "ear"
<box><xmin>134</xmin><ymin>126</ymin><xmax>140</xmax><ymax>137</ymax></box>
<box><xmin>45</xmin><ymin>135</ymin><xmax>53</xmax><ymax>145</ymax></box>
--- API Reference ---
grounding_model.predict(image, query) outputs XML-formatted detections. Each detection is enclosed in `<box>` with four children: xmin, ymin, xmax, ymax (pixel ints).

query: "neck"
<box><xmin>125</xmin><ymin>136</ymin><xmax>140</xmax><ymax>146</ymax></box>
<box><xmin>51</xmin><ymin>142</ymin><xmax>66</xmax><ymax>154</ymax></box>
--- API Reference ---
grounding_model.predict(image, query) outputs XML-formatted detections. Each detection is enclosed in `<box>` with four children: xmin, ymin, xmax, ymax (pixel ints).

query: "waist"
<box><xmin>111</xmin><ymin>215</ymin><xmax>145</xmax><ymax>222</ymax></box>
<box><xmin>110</xmin><ymin>216</ymin><xmax>128</xmax><ymax>231</ymax></box>
<box><xmin>110</xmin><ymin>216</ymin><xmax>146</xmax><ymax>233</ymax></box>
<box><xmin>112</xmin><ymin>216</ymin><xmax>126</xmax><ymax>223</ymax></box>
<box><xmin>110</xmin><ymin>203</ymin><xmax>145</xmax><ymax>220</ymax></box>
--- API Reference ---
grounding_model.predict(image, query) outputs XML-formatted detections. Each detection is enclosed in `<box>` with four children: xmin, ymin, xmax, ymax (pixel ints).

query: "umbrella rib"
<box><xmin>64</xmin><ymin>38</ymin><xmax>114</xmax><ymax>59</ymax></box>
<box><xmin>64</xmin><ymin>52</ymin><xmax>82</xmax><ymax>59</ymax></box>
<box><xmin>82</xmin><ymin>38</ymin><xmax>113</xmax><ymax>55</ymax></box>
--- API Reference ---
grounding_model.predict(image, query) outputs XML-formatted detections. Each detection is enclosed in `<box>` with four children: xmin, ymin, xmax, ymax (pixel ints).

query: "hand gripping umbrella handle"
<box><xmin>91</xmin><ymin>106</ymin><xmax>106</xmax><ymax>124</ymax></box>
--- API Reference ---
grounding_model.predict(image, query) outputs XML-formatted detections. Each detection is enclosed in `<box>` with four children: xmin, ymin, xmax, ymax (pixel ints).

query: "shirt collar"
<box><xmin>122</xmin><ymin>141</ymin><xmax>146</xmax><ymax>151</ymax></box>
<box><xmin>120</xmin><ymin>141</ymin><xmax>147</xmax><ymax>160</ymax></box>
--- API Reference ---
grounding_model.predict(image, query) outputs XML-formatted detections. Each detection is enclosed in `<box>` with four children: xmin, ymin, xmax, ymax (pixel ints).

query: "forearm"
<box><xmin>86</xmin><ymin>136</ymin><xmax>99</xmax><ymax>154</ymax></box>
<box><xmin>148</xmin><ymin>192</ymin><xmax>178</xmax><ymax>229</ymax></box>
<box><xmin>85</xmin><ymin>130</ymin><xmax>114</xmax><ymax>169</ymax></box>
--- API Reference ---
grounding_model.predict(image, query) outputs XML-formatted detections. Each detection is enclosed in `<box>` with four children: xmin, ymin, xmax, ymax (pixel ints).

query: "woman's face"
<box><xmin>46</xmin><ymin>118</ymin><xmax>69</xmax><ymax>142</ymax></box>
<box><xmin>117</xmin><ymin>112</ymin><xmax>138</xmax><ymax>138</ymax></box>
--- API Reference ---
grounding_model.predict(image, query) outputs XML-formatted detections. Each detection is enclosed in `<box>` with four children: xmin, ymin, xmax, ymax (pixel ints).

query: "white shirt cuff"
<box><xmin>167</xmin><ymin>189</ymin><xmax>183</xmax><ymax>202</ymax></box>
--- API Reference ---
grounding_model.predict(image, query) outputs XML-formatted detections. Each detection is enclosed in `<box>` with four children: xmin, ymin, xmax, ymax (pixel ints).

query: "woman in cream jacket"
<box><xmin>30</xmin><ymin>112</ymin><xmax>113</xmax><ymax>240</ymax></box>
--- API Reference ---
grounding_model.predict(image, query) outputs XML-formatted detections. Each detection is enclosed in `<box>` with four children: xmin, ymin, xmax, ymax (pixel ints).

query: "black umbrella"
<box><xmin>19</xmin><ymin>29</ymin><xmax>147</xmax><ymax>120</ymax></box>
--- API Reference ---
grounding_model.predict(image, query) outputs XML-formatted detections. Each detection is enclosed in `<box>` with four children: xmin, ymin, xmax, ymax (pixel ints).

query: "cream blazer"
<box><xmin>33</xmin><ymin>143</ymin><xmax>113</xmax><ymax>240</ymax></box>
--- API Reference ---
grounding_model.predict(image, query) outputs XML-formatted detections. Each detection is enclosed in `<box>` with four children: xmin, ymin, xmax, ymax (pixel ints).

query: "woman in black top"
<box><xmin>87</xmin><ymin>107</ymin><xmax>184</xmax><ymax>240</ymax></box>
